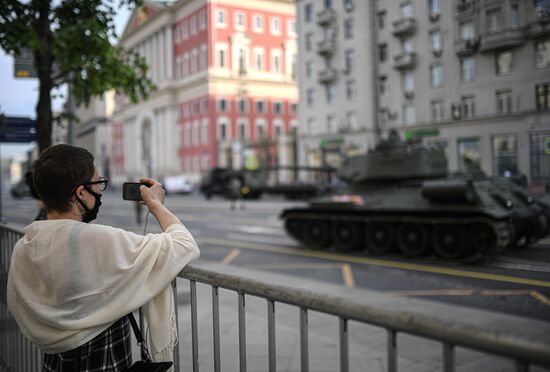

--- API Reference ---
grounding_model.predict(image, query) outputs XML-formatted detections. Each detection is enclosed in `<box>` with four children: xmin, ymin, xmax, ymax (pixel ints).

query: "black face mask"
<box><xmin>75</xmin><ymin>186</ymin><xmax>102</xmax><ymax>223</ymax></box>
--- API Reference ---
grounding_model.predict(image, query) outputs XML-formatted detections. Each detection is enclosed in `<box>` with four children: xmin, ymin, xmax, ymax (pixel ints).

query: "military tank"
<box><xmin>280</xmin><ymin>131</ymin><xmax>550</xmax><ymax>262</ymax></box>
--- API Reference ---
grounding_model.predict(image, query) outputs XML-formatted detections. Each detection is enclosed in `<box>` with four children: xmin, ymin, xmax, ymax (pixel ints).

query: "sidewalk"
<box><xmin>166</xmin><ymin>262</ymin><xmax>550</xmax><ymax>372</ymax></box>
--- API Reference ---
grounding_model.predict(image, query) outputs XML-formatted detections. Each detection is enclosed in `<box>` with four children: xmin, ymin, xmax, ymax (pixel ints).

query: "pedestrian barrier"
<box><xmin>1</xmin><ymin>223</ymin><xmax>549</xmax><ymax>372</ymax></box>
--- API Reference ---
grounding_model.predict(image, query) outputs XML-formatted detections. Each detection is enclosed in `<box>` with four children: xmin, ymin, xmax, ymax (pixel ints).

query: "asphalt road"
<box><xmin>3</xmin><ymin>190</ymin><xmax>550</xmax><ymax>322</ymax></box>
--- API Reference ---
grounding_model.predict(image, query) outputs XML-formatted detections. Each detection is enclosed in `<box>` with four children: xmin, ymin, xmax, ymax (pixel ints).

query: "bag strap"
<box><xmin>127</xmin><ymin>313</ymin><xmax>152</xmax><ymax>362</ymax></box>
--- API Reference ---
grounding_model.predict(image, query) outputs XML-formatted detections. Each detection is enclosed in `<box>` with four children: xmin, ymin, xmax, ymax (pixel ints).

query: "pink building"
<box><xmin>111</xmin><ymin>0</ymin><xmax>298</xmax><ymax>184</ymax></box>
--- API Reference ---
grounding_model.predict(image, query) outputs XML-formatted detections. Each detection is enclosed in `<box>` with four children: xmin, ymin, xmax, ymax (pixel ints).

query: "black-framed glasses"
<box><xmin>81</xmin><ymin>177</ymin><xmax>109</xmax><ymax>192</ymax></box>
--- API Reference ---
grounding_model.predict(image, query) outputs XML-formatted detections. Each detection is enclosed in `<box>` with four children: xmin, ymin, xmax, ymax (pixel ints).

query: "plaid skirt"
<box><xmin>43</xmin><ymin>317</ymin><xmax>132</xmax><ymax>371</ymax></box>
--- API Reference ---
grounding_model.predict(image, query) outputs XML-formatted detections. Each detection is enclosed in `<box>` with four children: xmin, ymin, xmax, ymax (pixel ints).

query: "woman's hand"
<box><xmin>139</xmin><ymin>178</ymin><xmax>165</xmax><ymax>209</ymax></box>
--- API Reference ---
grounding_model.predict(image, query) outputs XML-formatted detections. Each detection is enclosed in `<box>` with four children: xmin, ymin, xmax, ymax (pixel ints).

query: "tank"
<box><xmin>280</xmin><ymin>131</ymin><xmax>550</xmax><ymax>262</ymax></box>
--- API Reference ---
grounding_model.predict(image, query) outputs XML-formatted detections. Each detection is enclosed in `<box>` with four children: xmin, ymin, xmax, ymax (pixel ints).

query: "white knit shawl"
<box><xmin>7</xmin><ymin>219</ymin><xmax>200</xmax><ymax>362</ymax></box>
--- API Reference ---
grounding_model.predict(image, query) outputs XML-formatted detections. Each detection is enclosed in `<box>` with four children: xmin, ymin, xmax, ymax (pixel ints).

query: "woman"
<box><xmin>7</xmin><ymin>144</ymin><xmax>200</xmax><ymax>370</ymax></box>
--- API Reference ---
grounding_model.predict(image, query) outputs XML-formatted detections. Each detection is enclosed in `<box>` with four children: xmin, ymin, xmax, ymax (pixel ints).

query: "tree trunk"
<box><xmin>34</xmin><ymin>0</ymin><xmax>53</xmax><ymax>154</ymax></box>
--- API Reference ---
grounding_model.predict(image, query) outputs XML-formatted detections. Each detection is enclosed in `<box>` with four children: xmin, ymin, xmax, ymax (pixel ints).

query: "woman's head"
<box><xmin>33</xmin><ymin>144</ymin><xmax>96</xmax><ymax>213</ymax></box>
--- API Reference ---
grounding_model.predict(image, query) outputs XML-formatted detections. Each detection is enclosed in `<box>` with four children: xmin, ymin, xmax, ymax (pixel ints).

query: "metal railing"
<box><xmin>1</xmin><ymin>223</ymin><xmax>550</xmax><ymax>371</ymax></box>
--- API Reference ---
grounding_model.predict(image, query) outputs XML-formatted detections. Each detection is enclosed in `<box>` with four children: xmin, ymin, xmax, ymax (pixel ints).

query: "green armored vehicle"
<box><xmin>280</xmin><ymin>131</ymin><xmax>550</xmax><ymax>262</ymax></box>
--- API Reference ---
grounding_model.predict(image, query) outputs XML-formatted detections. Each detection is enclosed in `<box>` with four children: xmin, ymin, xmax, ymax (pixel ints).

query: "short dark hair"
<box><xmin>33</xmin><ymin>144</ymin><xmax>95</xmax><ymax>212</ymax></box>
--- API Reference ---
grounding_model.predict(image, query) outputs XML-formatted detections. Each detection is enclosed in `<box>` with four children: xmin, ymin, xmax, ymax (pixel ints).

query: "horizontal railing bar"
<box><xmin>178</xmin><ymin>266</ymin><xmax>550</xmax><ymax>368</ymax></box>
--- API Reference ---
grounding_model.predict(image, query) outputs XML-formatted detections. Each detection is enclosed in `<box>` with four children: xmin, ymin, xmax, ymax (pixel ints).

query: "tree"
<box><xmin>0</xmin><ymin>0</ymin><xmax>154</xmax><ymax>153</ymax></box>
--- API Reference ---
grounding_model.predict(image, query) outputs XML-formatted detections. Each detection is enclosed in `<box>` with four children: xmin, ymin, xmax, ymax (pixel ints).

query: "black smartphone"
<box><xmin>122</xmin><ymin>182</ymin><xmax>143</xmax><ymax>201</ymax></box>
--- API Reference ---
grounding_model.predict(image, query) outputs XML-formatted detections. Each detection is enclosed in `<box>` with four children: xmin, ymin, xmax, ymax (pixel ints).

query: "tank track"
<box><xmin>282</xmin><ymin>211</ymin><xmax>512</xmax><ymax>262</ymax></box>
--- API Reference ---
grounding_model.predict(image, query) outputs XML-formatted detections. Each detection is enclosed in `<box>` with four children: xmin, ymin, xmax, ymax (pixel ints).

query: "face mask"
<box><xmin>75</xmin><ymin>186</ymin><xmax>102</xmax><ymax>223</ymax></box>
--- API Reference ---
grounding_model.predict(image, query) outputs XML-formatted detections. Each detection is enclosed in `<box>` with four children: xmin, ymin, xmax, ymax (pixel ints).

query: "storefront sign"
<box><xmin>320</xmin><ymin>137</ymin><xmax>344</xmax><ymax>149</ymax></box>
<box><xmin>404</xmin><ymin>128</ymin><xmax>440</xmax><ymax>140</ymax></box>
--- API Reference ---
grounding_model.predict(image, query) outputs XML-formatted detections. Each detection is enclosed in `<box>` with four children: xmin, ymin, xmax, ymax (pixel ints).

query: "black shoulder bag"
<box><xmin>126</xmin><ymin>313</ymin><xmax>173</xmax><ymax>372</ymax></box>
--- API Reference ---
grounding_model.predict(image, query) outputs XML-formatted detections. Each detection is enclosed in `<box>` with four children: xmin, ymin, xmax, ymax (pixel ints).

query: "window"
<box><xmin>536</xmin><ymin>39</ymin><xmax>550</xmax><ymax>69</ymax></box>
<box><xmin>271</xmin><ymin>17</ymin><xmax>281</xmax><ymax>35</ymax></box>
<box><xmin>536</xmin><ymin>83</ymin><xmax>550</xmax><ymax>110</ymax></box>
<box><xmin>492</xmin><ymin>135</ymin><xmax>518</xmax><ymax>176</ymax></box>
<box><xmin>403</xmin><ymin>104</ymin><xmax>416</xmax><ymax>125</ymax></box>
<box><xmin>218</xmin><ymin>98</ymin><xmax>228</xmax><ymax>112</ymax></box>
<box><xmin>379</xmin><ymin>76</ymin><xmax>389</xmax><ymax>95</ymax></box>
<box><xmin>304</xmin><ymin>3</ymin><xmax>314</xmax><ymax>23</ymax></box>
<box><xmin>460</xmin><ymin>22</ymin><xmax>475</xmax><ymax>41</ymax></box>
<box><xmin>430</xmin><ymin>100</ymin><xmax>444</xmax><ymax>121</ymax></box>
<box><xmin>344</xmin><ymin>17</ymin><xmax>354</xmax><ymax>39</ymax></box>
<box><xmin>307</xmin><ymin>118</ymin><xmax>316</xmax><ymax>135</ymax></box>
<box><xmin>346</xmin><ymin>80</ymin><xmax>356</xmax><ymax>99</ymax></box>
<box><xmin>238</xmin><ymin>99</ymin><xmax>247</xmax><ymax>113</ymax></box>
<box><xmin>254</xmin><ymin>49</ymin><xmax>264</xmax><ymax>71</ymax></box>
<box><xmin>218</xmin><ymin>119</ymin><xmax>228</xmax><ymax>140</ymax></box>
<box><xmin>430</xmin><ymin>63</ymin><xmax>443</xmax><ymax>88</ymax></box>
<box><xmin>461</xmin><ymin>95</ymin><xmax>476</xmax><ymax>118</ymax></box>
<box><xmin>200</xmin><ymin>10</ymin><xmax>207</xmax><ymax>30</ymax></box>
<box><xmin>200</xmin><ymin>44</ymin><xmax>208</xmax><ymax>70</ymax></box>
<box><xmin>235</xmin><ymin>12</ymin><xmax>245</xmax><ymax>30</ymax></box>
<box><xmin>291</xmin><ymin>103</ymin><xmax>298</xmax><ymax>114</ymax></box>
<box><xmin>326</xmin><ymin>85</ymin><xmax>335</xmax><ymax>103</ymax></box>
<box><xmin>256</xmin><ymin>100</ymin><xmax>266</xmax><ymax>113</ymax></box>
<box><xmin>511</xmin><ymin>3</ymin><xmax>519</xmax><ymax>28</ymax></box>
<box><xmin>238</xmin><ymin>119</ymin><xmax>247</xmax><ymax>139</ymax></box>
<box><xmin>344</xmin><ymin>0</ymin><xmax>354</xmax><ymax>10</ymax></box>
<box><xmin>190</xmin><ymin>16</ymin><xmax>197</xmax><ymax>34</ymax></box>
<box><xmin>218</xmin><ymin>48</ymin><xmax>226</xmax><ymax>68</ymax></box>
<box><xmin>306</xmin><ymin>60</ymin><xmax>315</xmax><ymax>78</ymax></box>
<box><xmin>193</xmin><ymin>101</ymin><xmax>200</xmax><ymax>115</ymax></box>
<box><xmin>201</xmin><ymin>119</ymin><xmax>209</xmax><ymax>145</ymax></box>
<box><xmin>288</xmin><ymin>20</ymin><xmax>297</xmax><ymax>36</ymax></box>
<box><xmin>271</xmin><ymin>102</ymin><xmax>282</xmax><ymax>115</ymax></box>
<box><xmin>496</xmin><ymin>90</ymin><xmax>513</xmax><ymax>114</ymax></box>
<box><xmin>191</xmin><ymin>48</ymin><xmax>198</xmax><ymax>73</ymax></box>
<box><xmin>403</xmin><ymin>71</ymin><xmax>414</xmax><ymax>93</ymax></box>
<box><xmin>379</xmin><ymin>44</ymin><xmax>388</xmax><ymax>62</ymax></box>
<box><xmin>182</xmin><ymin>21</ymin><xmax>189</xmax><ymax>40</ymax></box>
<box><xmin>402</xmin><ymin>38</ymin><xmax>414</xmax><ymax>53</ymax></box>
<box><xmin>344</xmin><ymin>49</ymin><xmax>355</xmax><ymax>72</ymax></box>
<box><xmin>216</xmin><ymin>10</ymin><xmax>226</xmax><ymax>27</ymax></box>
<box><xmin>324</xmin><ymin>0</ymin><xmax>333</xmax><ymax>9</ymax></box>
<box><xmin>430</xmin><ymin>30</ymin><xmax>442</xmax><ymax>52</ymax></box>
<box><xmin>256</xmin><ymin>120</ymin><xmax>266</xmax><ymax>139</ymax></box>
<box><xmin>193</xmin><ymin>120</ymin><xmax>199</xmax><ymax>146</ymax></box>
<box><xmin>184</xmin><ymin>123</ymin><xmax>191</xmax><ymax>146</ymax></box>
<box><xmin>273</xmin><ymin>120</ymin><xmax>283</xmax><ymax>137</ymax></box>
<box><xmin>202</xmin><ymin>97</ymin><xmax>208</xmax><ymax>112</ymax></box>
<box><xmin>457</xmin><ymin>137</ymin><xmax>481</xmax><ymax>171</ymax></box>
<box><xmin>486</xmin><ymin>9</ymin><xmax>501</xmax><ymax>32</ymax></box>
<box><xmin>429</xmin><ymin>0</ymin><xmax>440</xmax><ymax>16</ymax></box>
<box><xmin>272</xmin><ymin>51</ymin><xmax>281</xmax><ymax>73</ymax></box>
<box><xmin>307</xmin><ymin>89</ymin><xmax>315</xmax><ymax>106</ymax></box>
<box><xmin>400</xmin><ymin>2</ymin><xmax>413</xmax><ymax>18</ymax></box>
<box><xmin>496</xmin><ymin>50</ymin><xmax>512</xmax><ymax>75</ymax></box>
<box><xmin>238</xmin><ymin>48</ymin><xmax>247</xmax><ymax>74</ymax></box>
<box><xmin>461</xmin><ymin>57</ymin><xmax>475</xmax><ymax>82</ymax></box>
<box><xmin>378</xmin><ymin>11</ymin><xmax>387</xmax><ymax>29</ymax></box>
<box><xmin>253</xmin><ymin>15</ymin><xmax>264</xmax><ymax>32</ymax></box>
<box><xmin>305</xmin><ymin>33</ymin><xmax>314</xmax><ymax>51</ymax></box>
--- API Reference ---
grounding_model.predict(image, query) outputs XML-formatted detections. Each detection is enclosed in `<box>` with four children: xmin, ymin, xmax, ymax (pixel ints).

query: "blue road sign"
<box><xmin>0</xmin><ymin>116</ymin><xmax>36</xmax><ymax>143</ymax></box>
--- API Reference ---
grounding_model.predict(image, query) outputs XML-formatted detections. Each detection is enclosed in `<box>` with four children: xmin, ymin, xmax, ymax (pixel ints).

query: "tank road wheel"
<box><xmin>332</xmin><ymin>221</ymin><xmax>364</xmax><ymax>252</ymax></box>
<box><xmin>304</xmin><ymin>220</ymin><xmax>332</xmax><ymax>248</ymax></box>
<box><xmin>432</xmin><ymin>225</ymin><xmax>465</xmax><ymax>259</ymax></box>
<box><xmin>396</xmin><ymin>223</ymin><xmax>429</xmax><ymax>257</ymax></box>
<box><xmin>467</xmin><ymin>223</ymin><xmax>495</xmax><ymax>256</ymax></box>
<box><xmin>284</xmin><ymin>218</ymin><xmax>305</xmax><ymax>243</ymax></box>
<box><xmin>366</xmin><ymin>222</ymin><xmax>395</xmax><ymax>254</ymax></box>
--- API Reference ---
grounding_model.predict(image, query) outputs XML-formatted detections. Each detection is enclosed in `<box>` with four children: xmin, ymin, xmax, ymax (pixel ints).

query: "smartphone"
<box><xmin>122</xmin><ymin>182</ymin><xmax>143</xmax><ymax>201</ymax></box>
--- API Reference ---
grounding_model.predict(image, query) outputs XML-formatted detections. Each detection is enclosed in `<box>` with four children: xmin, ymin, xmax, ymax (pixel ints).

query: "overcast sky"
<box><xmin>0</xmin><ymin>2</ymin><xmax>131</xmax><ymax>159</ymax></box>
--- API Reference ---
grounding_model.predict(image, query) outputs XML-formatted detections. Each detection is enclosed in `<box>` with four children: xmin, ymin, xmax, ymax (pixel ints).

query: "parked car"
<box><xmin>163</xmin><ymin>175</ymin><xmax>194</xmax><ymax>194</ymax></box>
<box><xmin>10</xmin><ymin>179</ymin><xmax>31</xmax><ymax>198</ymax></box>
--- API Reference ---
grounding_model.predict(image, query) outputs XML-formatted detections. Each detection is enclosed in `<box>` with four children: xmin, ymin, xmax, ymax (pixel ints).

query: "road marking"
<box><xmin>198</xmin><ymin>236</ymin><xmax>550</xmax><ymax>288</ymax></box>
<box><xmin>222</xmin><ymin>249</ymin><xmax>241</xmax><ymax>265</ymax></box>
<box><xmin>341</xmin><ymin>264</ymin><xmax>355</xmax><ymax>288</ymax></box>
<box><xmin>530</xmin><ymin>291</ymin><xmax>550</xmax><ymax>307</ymax></box>
<box><xmin>254</xmin><ymin>263</ymin><xmax>344</xmax><ymax>269</ymax></box>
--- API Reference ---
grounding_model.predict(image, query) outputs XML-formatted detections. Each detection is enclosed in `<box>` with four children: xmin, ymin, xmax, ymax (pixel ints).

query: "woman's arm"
<box><xmin>139</xmin><ymin>177</ymin><xmax>181</xmax><ymax>231</ymax></box>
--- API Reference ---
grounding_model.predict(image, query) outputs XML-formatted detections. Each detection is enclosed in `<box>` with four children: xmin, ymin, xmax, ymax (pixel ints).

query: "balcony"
<box><xmin>392</xmin><ymin>52</ymin><xmax>417</xmax><ymax>70</ymax></box>
<box><xmin>526</xmin><ymin>20</ymin><xmax>550</xmax><ymax>39</ymax></box>
<box><xmin>317</xmin><ymin>39</ymin><xmax>336</xmax><ymax>56</ymax></box>
<box><xmin>316</xmin><ymin>8</ymin><xmax>336</xmax><ymax>26</ymax></box>
<box><xmin>392</xmin><ymin>17</ymin><xmax>417</xmax><ymax>36</ymax></box>
<box><xmin>456</xmin><ymin>1</ymin><xmax>476</xmax><ymax>18</ymax></box>
<box><xmin>317</xmin><ymin>68</ymin><xmax>337</xmax><ymax>84</ymax></box>
<box><xmin>455</xmin><ymin>37</ymin><xmax>480</xmax><ymax>56</ymax></box>
<box><xmin>479</xmin><ymin>28</ymin><xmax>524</xmax><ymax>52</ymax></box>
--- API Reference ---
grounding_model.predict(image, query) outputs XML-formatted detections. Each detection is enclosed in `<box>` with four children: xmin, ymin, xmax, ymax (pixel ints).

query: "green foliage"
<box><xmin>0</xmin><ymin>0</ymin><xmax>154</xmax><ymax>150</ymax></box>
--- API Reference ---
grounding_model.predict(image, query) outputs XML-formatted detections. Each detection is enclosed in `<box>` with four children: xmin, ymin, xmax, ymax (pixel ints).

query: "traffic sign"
<box><xmin>0</xmin><ymin>116</ymin><xmax>36</xmax><ymax>143</ymax></box>
<box><xmin>14</xmin><ymin>48</ymin><xmax>37</xmax><ymax>78</ymax></box>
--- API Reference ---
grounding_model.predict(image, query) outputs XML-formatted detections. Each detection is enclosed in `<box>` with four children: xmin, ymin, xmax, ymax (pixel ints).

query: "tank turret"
<box><xmin>280</xmin><ymin>131</ymin><xmax>549</xmax><ymax>262</ymax></box>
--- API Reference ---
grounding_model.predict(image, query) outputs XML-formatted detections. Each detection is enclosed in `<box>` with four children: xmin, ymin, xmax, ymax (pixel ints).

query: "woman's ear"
<box><xmin>74</xmin><ymin>185</ymin><xmax>85</xmax><ymax>198</ymax></box>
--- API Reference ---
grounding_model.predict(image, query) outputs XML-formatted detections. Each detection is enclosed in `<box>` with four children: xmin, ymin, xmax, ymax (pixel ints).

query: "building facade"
<box><xmin>111</xmin><ymin>0</ymin><xmax>298</xmax><ymax>185</ymax></box>
<box><xmin>296</xmin><ymin>0</ymin><xmax>550</xmax><ymax>183</ymax></box>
